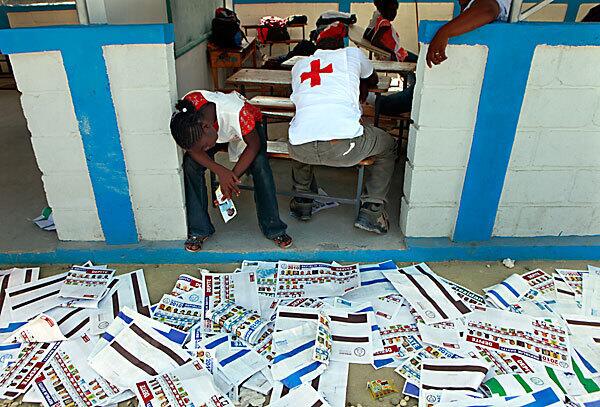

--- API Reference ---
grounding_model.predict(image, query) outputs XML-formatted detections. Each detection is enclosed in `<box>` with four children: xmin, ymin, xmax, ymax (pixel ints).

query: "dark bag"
<box><xmin>258</xmin><ymin>16</ymin><xmax>290</xmax><ymax>43</ymax></box>
<box><xmin>211</xmin><ymin>7</ymin><xmax>245</xmax><ymax>48</ymax></box>
<box><xmin>286</xmin><ymin>14</ymin><xmax>308</xmax><ymax>25</ymax></box>
<box><xmin>315</xmin><ymin>11</ymin><xmax>357</xmax><ymax>28</ymax></box>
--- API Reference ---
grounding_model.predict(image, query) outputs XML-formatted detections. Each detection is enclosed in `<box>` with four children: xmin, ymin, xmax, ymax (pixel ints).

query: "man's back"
<box><xmin>289</xmin><ymin>47</ymin><xmax>374</xmax><ymax>145</ymax></box>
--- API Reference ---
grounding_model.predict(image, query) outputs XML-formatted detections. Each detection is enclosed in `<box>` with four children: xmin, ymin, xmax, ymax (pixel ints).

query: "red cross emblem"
<box><xmin>300</xmin><ymin>59</ymin><xmax>333</xmax><ymax>87</ymax></box>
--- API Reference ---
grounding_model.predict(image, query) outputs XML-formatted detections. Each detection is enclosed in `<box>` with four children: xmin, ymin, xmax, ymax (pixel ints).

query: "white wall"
<box><xmin>175</xmin><ymin>42</ymin><xmax>214</xmax><ymax>94</ymax></box>
<box><xmin>104</xmin><ymin>44</ymin><xmax>187</xmax><ymax>240</ymax></box>
<box><xmin>400</xmin><ymin>44</ymin><xmax>488</xmax><ymax>237</ymax></box>
<box><xmin>9</xmin><ymin>51</ymin><xmax>105</xmax><ymax>241</ymax></box>
<box><xmin>493</xmin><ymin>45</ymin><xmax>600</xmax><ymax>237</ymax></box>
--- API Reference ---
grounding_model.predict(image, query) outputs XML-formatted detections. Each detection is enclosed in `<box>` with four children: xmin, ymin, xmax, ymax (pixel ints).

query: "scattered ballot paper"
<box><xmin>32</xmin><ymin>207</ymin><xmax>55</xmax><ymax>231</ymax></box>
<box><xmin>216</xmin><ymin>186</ymin><xmax>237</xmax><ymax>223</ymax></box>
<box><xmin>59</xmin><ymin>265</ymin><xmax>115</xmax><ymax>300</ymax></box>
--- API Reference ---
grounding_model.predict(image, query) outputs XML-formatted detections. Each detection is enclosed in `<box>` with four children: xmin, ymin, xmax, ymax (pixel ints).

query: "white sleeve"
<box><xmin>355</xmin><ymin>48</ymin><xmax>374</xmax><ymax>79</ymax></box>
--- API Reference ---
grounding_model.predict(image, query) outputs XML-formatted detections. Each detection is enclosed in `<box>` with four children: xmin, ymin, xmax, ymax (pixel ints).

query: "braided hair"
<box><xmin>170</xmin><ymin>98</ymin><xmax>212</xmax><ymax>150</ymax></box>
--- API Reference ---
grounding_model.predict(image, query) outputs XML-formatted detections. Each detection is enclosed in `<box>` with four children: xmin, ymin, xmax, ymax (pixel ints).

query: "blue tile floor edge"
<box><xmin>2</xmin><ymin>235</ymin><xmax>600</xmax><ymax>264</ymax></box>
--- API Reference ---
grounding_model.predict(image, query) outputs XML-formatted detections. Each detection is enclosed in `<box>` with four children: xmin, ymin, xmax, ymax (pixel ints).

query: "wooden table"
<box><xmin>348</xmin><ymin>24</ymin><xmax>390</xmax><ymax>60</ymax></box>
<box><xmin>227</xmin><ymin>68</ymin><xmax>392</xmax><ymax>126</ymax></box>
<box><xmin>226</xmin><ymin>68</ymin><xmax>392</xmax><ymax>93</ymax></box>
<box><xmin>281</xmin><ymin>55</ymin><xmax>416</xmax><ymax>74</ymax></box>
<box><xmin>207</xmin><ymin>37</ymin><xmax>258</xmax><ymax>90</ymax></box>
<box><xmin>243</xmin><ymin>22</ymin><xmax>307</xmax><ymax>55</ymax></box>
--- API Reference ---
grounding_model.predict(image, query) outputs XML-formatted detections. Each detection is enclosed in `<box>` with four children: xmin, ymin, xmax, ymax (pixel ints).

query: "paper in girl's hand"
<box><xmin>216</xmin><ymin>186</ymin><xmax>237</xmax><ymax>223</ymax></box>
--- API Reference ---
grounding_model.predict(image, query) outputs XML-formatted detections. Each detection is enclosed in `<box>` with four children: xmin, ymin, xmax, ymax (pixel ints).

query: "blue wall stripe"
<box><xmin>419</xmin><ymin>22</ymin><xmax>600</xmax><ymax>242</ymax></box>
<box><xmin>0</xmin><ymin>24</ymin><xmax>174</xmax><ymax>244</ymax></box>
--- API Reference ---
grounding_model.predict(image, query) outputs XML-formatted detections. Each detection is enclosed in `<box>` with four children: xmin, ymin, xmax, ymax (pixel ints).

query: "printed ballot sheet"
<box><xmin>88</xmin><ymin>310</ymin><xmax>191</xmax><ymax>389</ymax></box>
<box><xmin>2</xmin><ymin>314</ymin><xmax>66</xmax><ymax>343</ymax></box>
<box><xmin>275</xmin><ymin>262</ymin><xmax>360</xmax><ymax>299</ymax></box>
<box><xmin>583</xmin><ymin>267</ymin><xmax>600</xmax><ymax>316</ymax></box>
<box><xmin>269</xmin><ymin>382</ymin><xmax>331</xmax><ymax>407</ymax></box>
<box><xmin>58</xmin><ymin>265</ymin><xmax>115</xmax><ymax>300</ymax></box>
<box><xmin>44</xmin><ymin>306</ymin><xmax>93</xmax><ymax>339</ymax></box>
<box><xmin>151</xmin><ymin>293</ymin><xmax>203</xmax><ymax>332</ymax></box>
<box><xmin>5</xmin><ymin>273</ymin><xmax>68</xmax><ymax>322</ymax></box>
<box><xmin>465</xmin><ymin>308</ymin><xmax>572</xmax><ymax>371</ymax></box>
<box><xmin>34</xmin><ymin>335</ymin><xmax>122</xmax><ymax>407</ymax></box>
<box><xmin>521</xmin><ymin>269</ymin><xmax>556</xmax><ymax>298</ymax></box>
<box><xmin>208</xmin><ymin>301</ymin><xmax>271</xmax><ymax>345</ymax></box>
<box><xmin>383</xmin><ymin>263</ymin><xmax>471</xmax><ymax>324</ymax></box>
<box><xmin>134</xmin><ymin>360</ymin><xmax>232</xmax><ymax>407</ymax></box>
<box><xmin>241</xmin><ymin>261</ymin><xmax>278</xmax><ymax>298</ymax></box>
<box><xmin>170</xmin><ymin>274</ymin><xmax>203</xmax><ymax>297</ymax></box>
<box><xmin>0</xmin><ymin>268</ymin><xmax>39</xmax><ymax>325</ymax></box>
<box><xmin>327</xmin><ymin>308</ymin><xmax>378</xmax><ymax>364</ymax></box>
<box><xmin>202</xmin><ymin>271</ymin><xmax>260</xmax><ymax>334</ymax></box>
<box><xmin>91</xmin><ymin>269</ymin><xmax>151</xmax><ymax>334</ymax></box>
<box><xmin>484</xmin><ymin>273</ymin><xmax>533</xmax><ymax>309</ymax></box>
<box><xmin>0</xmin><ymin>341</ymin><xmax>62</xmax><ymax>396</ymax></box>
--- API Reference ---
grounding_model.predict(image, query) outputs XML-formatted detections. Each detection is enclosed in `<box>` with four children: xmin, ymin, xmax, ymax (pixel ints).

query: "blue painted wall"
<box><xmin>0</xmin><ymin>24</ymin><xmax>174</xmax><ymax>245</ymax></box>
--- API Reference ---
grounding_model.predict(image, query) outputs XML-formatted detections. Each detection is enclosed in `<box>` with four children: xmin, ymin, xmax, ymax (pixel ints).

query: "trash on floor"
<box><xmin>0</xmin><ymin>260</ymin><xmax>598</xmax><ymax>407</ymax></box>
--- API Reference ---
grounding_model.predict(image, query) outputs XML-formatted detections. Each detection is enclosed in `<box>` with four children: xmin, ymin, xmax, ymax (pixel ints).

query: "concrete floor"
<box><xmin>0</xmin><ymin>91</ymin><xmax>407</xmax><ymax>255</ymax></box>
<box><xmin>5</xmin><ymin>259</ymin><xmax>592</xmax><ymax>407</ymax></box>
<box><xmin>0</xmin><ymin>91</ymin><xmax>58</xmax><ymax>254</ymax></box>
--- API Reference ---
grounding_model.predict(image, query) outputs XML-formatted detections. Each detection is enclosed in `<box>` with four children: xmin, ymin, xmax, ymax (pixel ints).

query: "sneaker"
<box><xmin>354</xmin><ymin>203</ymin><xmax>389</xmax><ymax>234</ymax></box>
<box><xmin>289</xmin><ymin>197</ymin><xmax>313</xmax><ymax>221</ymax></box>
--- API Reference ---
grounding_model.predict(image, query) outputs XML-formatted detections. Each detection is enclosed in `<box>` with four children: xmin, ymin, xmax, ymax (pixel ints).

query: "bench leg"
<box><xmin>262</xmin><ymin>115</ymin><xmax>268</xmax><ymax>138</ymax></box>
<box><xmin>374</xmin><ymin>93</ymin><xmax>381</xmax><ymax>127</ymax></box>
<box><xmin>355</xmin><ymin>165</ymin><xmax>365</xmax><ymax>219</ymax></box>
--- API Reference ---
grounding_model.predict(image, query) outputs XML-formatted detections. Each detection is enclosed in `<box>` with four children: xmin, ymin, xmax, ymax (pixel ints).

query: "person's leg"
<box><xmin>359</xmin><ymin>124</ymin><xmax>398</xmax><ymax>204</ymax></box>
<box><xmin>288</xmin><ymin>142</ymin><xmax>319</xmax><ymax>221</ymax></box>
<box><xmin>183</xmin><ymin>153</ymin><xmax>215</xmax><ymax>243</ymax></box>
<box><xmin>248</xmin><ymin>124</ymin><xmax>289</xmax><ymax>239</ymax></box>
<box><xmin>376</xmin><ymin>82</ymin><xmax>415</xmax><ymax>116</ymax></box>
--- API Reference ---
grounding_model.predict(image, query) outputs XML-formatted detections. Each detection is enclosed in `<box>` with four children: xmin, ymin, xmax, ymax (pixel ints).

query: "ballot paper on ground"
<box><xmin>465</xmin><ymin>308</ymin><xmax>572</xmax><ymax>371</ymax></box>
<box><xmin>484</xmin><ymin>372</ymin><xmax>566</xmax><ymax>399</ymax></box>
<box><xmin>271</xmin><ymin>322</ymin><xmax>329</xmax><ymax>389</ymax></box>
<box><xmin>1</xmin><ymin>314</ymin><xmax>66</xmax><ymax>343</ymax></box>
<box><xmin>327</xmin><ymin>308</ymin><xmax>379</xmax><ymax>364</ymax></box>
<box><xmin>0</xmin><ymin>341</ymin><xmax>62</xmax><ymax>397</ymax></box>
<box><xmin>208</xmin><ymin>301</ymin><xmax>271</xmax><ymax>345</ymax></box>
<box><xmin>553</xmin><ymin>272</ymin><xmax>579</xmax><ymax>302</ymax></box>
<box><xmin>34</xmin><ymin>334</ymin><xmax>123</xmax><ymax>407</ymax></box>
<box><xmin>521</xmin><ymin>269</ymin><xmax>556</xmax><ymax>298</ymax></box>
<box><xmin>383</xmin><ymin>263</ymin><xmax>471</xmax><ymax>324</ymax></box>
<box><xmin>5</xmin><ymin>273</ymin><xmax>67</xmax><ymax>322</ymax></box>
<box><xmin>555</xmin><ymin>268</ymin><xmax>586</xmax><ymax>298</ymax></box>
<box><xmin>170</xmin><ymin>273</ymin><xmax>203</xmax><ymax>296</ymax></box>
<box><xmin>91</xmin><ymin>269</ymin><xmax>151</xmax><ymax>334</ymax></box>
<box><xmin>202</xmin><ymin>271</ymin><xmax>260</xmax><ymax>334</ymax></box>
<box><xmin>88</xmin><ymin>308</ymin><xmax>191</xmax><ymax>389</ymax></box>
<box><xmin>395</xmin><ymin>344</ymin><xmax>462</xmax><ymax>383</ymax></box>
<box><xmin>58</xmin><ymin>265</ymin><xmax>115</xmax><ymax>300</ymax></box>
<box><xmin>484</xmin><ymin>273</ymin><xmax>534</xmax><ymax>309</ymax></box>
<box><xmin>241</xmin><ymin>260</ymin><xmax>278</xmax><ymax>298</ymax></box>
<box><xmin>583</xmin><ymin>267</ymin><xmax>600</xmax><ymax>316</ymax></box>
<box><xmin>198</xmin><ymin>333</ymin><xmax>269</xmax><ymax>395</ymax></box>
<box><xmin>441</xmin><ymin>278</ymin><xmax>487</xmax><ymax>312</ymax></box>
<box><xmin>275</xmin><ymin>262</ymin><xmax>360</xmax><ymax>299</ymax></box>
<box><xmin>342</xmin><ymin>261</ymin><xmax>398</xmax><ymax>300</ymax></box>
<box><xmin>269</xmin><ymin>382</ymin><xmax>331</xmax><ymax>407</ymax></box>
<box><xmin>151</xmin><ymin>293</ymin><xmax>203</xmax><ymax>332</ymax></box>
<box><xmin>419</xmin><ymin>358</ymin><xmax>491</xmax><ymax>407</ymax></box>
<box><xmin>134</xmin><ymin>360</ymin><xmax>232</xmax><ymax>407</ymax></box>
<box><xmin>0</xmin><ymin>267</ymin><xmax>39</xmax><ymax>325</ymax></box>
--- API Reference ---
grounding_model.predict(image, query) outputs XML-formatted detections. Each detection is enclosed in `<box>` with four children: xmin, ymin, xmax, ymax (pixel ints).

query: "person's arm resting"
<box><xmin>233</xmin><ymin>129</ymin><xmax>261</xmax><ymax>178</ymax></box>
<box><xmin>187</xmin><ymin>146</ymin><xmax>241</xmax><ymax>199</ymax></box>
<box><xmin>360</xmin><ymin>71</ymin><xmax>379</xmax><ymax>102</ymax></box>
<box><xmin>426</xmin><ymin>0</ymin><xmax>500</xmax><ymax>67</ymax></box>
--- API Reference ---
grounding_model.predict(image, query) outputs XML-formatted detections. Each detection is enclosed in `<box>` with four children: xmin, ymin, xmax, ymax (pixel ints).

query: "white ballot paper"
<box><xmin>88</xmin><ymin>309</ymin><xmax>191</xmax><ymax>389</ymax></box>
<box><xmin>44</xmin><ymin>306</ymin><xmax>93</xmax><ymax>339</ymax></box>
<box><xmin>465</xmin><ymin>308</ymin><xmax>572</xmax><ymax>371</ymax></box>
<box><xmin>35</xmin><ymin>334</ymin><xmax>122</xmax><ymax>407</ymax></box>
<box><xmin>419</xmin><ymin>358</ymin><xmax>491</xmax><ymax>407</ymax></box>
<box><xmin>484</xmin><ymin>273</ymin><xmax>533</xmax><ymax>309</ymax></box>
<box><xmin>6</xmin><ymin>273</ymin><xmax>67</xmax><ymax>322</ymax></box>
<box><xmin>342</xmin><ymin>261</ymin><xmax>398</xmax><ymax>300</ymax></box>
<box><xmin>553</xmin><ymin>273</ymin><xmax>578</xmax><ymax>302</ymax></box>
<box><xmin>2</xmin><ymin>314</ymin><xmax>66</xmax><ymax>343</ymax></box>
<box><xmin>0</xmin><ymin>268</ymin><xmax>39</xmax><ymax>325</ymax></box>
<box><xmin>327</xmin><ymin>308</ymin><xmax>378</xmax><ymax>364</ymax></box>
<box><xmin>562</xmin><ymin>314</ymin><xmax>600</xmax><ymax>345</ymax></box>
<box><xmin>58</xmin><ymin>265</ymin><xmax>115</xmax><ymax>300</ymax></box>
<box><xmin>0</xmin><ymin>341</ymin><xmax>62</xmax><ymax>396</ymax></box>
<box><xmin>275</xmin><ymin>262</ymin><xmax>360</xmax><ymax>299</ymax></box>
<box><xmin>484</xmin><ymin>372</ymin><xmax>566</xmax><ymax>399</ymax></box>
<box><xmin>202</xmin><ymin>271</ymin><xmax>260</xmax><ymax>334</ymax></box>
<box><xmin>521</xmin><ymin>269</ymin><xmax>556</xmax><ymax>298</ymax></box>
<box><xmin>555</xmin><ymin>268</ymin><xmax>586</xmax><ymax>298</ymax></box>
<box><xmin>151</xmin><ymin>293</ymin><xmax>203</xmax><ymax>332</ymax></box>
<box><xmin>91</xmin><ymin>269</ymin><xmax>151</xmax><ymax>334</ymax></box>
<box><xmin>134</xmin><ymin>360</ymin><xmax>232</xmax><ymax>407</ymax></box>
<box><xmin>241</xmin><ymin>261</ymin><xmax>278</xmax><ymax>298</ymax></box>
<box><xmin>170</xmin><ymin>273</ymin><xmax>203</xmax><ymax>296</ymax></box>
<box><xmin>583</xmin><ymin>267</ymin><xmax>600</xmax><ymax>316</ymax></box>
<box><xmin>208</xmin><ymin>301</ymin><xmax>271</xmax><ymax>345</ymax></box>
<box><xmin>383</xmin><ymin>263</ymin><xmax>471</xmax><ymax>324</ymax></box>
<box><xmin>269</xmin><ymin>382</ymin><xmax>331</xmax><ymax>407</ymax></box>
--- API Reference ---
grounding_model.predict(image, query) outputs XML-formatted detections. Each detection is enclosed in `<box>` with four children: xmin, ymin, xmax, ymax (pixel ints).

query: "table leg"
<box><xmin>252</xmin><ymin>46</ymin><xmax>257</xmax><ymax>68</ymax></box>
<box><xmin>211</xmin><ymin>66</ymin><xmax>219</xmax><ymax>90</ymax></box>
<box><xmin>374</xmin><ymin>93</ymin><xmax>381</xmax><ymax>127</ymax></box>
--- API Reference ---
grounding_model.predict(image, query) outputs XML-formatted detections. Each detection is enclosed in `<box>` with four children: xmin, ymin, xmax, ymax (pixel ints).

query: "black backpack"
<box><xmin>211</xmin><ymin>7</ymin><xmax>245</xmax><ymax>48</ymax></box>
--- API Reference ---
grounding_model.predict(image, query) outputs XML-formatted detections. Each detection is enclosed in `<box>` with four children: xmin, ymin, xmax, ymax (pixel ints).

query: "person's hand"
<box><xmin>426</xmin><ymin>31</ymin><xmax>449</xmax><ymax>68</ymax></box>
<box><xmin>216</xmin><ymin>168</ymin><xmax>241</xmax><ymax>199</ymax></box>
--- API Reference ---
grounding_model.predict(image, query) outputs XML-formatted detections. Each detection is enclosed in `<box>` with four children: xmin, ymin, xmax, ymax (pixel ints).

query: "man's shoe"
<box><xmin>354</xmin><ymin>203</ymin><xmax>389</xmax><ymax>234</ymax></box>
<box><xmin>290</xmin><ymin>197</ymin><xmax>313</xmax><ymax>221</ymax></box>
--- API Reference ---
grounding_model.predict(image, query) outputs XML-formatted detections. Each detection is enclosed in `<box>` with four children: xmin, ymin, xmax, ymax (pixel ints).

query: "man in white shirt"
<box><xmin>288</xmin><ymin>23</ymin><xmax>397</xmax><ymax>234</ymax></box>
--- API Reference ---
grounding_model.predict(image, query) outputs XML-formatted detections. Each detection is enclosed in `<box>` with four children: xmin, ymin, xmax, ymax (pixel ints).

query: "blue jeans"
<box><xmin>183</xmin><ymin>124</ymin><xmax>287</xmax><ymax>239</ymax></box>
<box><xmin>376</xmin><ymin>72</ymin><xmax>416</xmax><ymax>116</ymax></box>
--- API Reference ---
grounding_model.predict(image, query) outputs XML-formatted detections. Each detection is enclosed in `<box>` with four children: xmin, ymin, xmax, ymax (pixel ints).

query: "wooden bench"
<box><xmin>348</xmin><ymin>24</ymin><xmax>391</xmax><ymax>60</ymax></box>
<box><xmin>210</xmin><ymin>140</ymin><xmax>374</xmax><ymax>218</ymax></box>
<box><xmin>243</xmin><ymin>22</ymin><xmax>307</xmax><ymax>55</ymax></box>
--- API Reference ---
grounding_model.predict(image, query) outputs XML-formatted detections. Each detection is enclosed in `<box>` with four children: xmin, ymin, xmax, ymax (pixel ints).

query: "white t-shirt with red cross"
<box><xmin>289</xmin><ymin>47</ymin><xmax>374</xmax><ymax>145</ymax></box>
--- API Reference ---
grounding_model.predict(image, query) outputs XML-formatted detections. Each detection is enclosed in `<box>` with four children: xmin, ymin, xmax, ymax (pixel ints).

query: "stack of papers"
<box><xmin>0</xmin><ymin>261</ymin><xmax>598</xmax><ymax>407</ymax></box>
